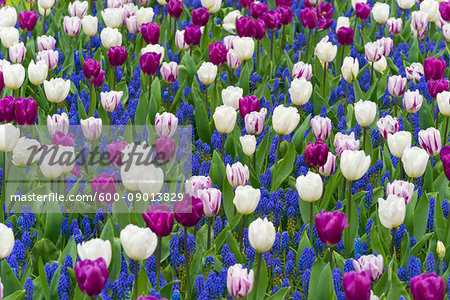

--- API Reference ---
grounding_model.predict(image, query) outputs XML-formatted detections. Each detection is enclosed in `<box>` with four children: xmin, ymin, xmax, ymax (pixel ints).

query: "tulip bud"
<box><xmin>68</xmin><ymin>0</ymin><xmax>88</xmax><ymax>18</ymax></box>
<box><xmin>227</xmin><ymin>264</ymin><xmax>254</xmax><ymax>299</ymax></box>
<box><xmin>387</xmin><ymin>131</ymin><xmax>411</xmax><ymax>158</ymax></box>
<box><xmin>91</xmin><ymin>173</ymin><xmax>117</xmax><ymax>205</ymax></box>
<box><xmin>141</xmin><ymin>22</ymin><xmax>160</xmax><ymax>45</ymax></box>
<box><xmin>174</xmin><ymin>194</ymin><xmax>203</xmax><ymax>228</ymax></box>
<box><xmin>418</xmin><ymin>127</ymin><xmax>442</xmax><ymax>157</ymax></box>
<box><xmin>125</xmin><ymin>16</ymin><xmax>139</xmax><ymax>34</ymax></box>
<box><xmin>441</xmin><ymin>146</ymin><xmax>450</xmax><ymax>181</ymax></box>
<box><xmin>240</xmin><ymin>135</ymin><xmax>256</xmax><ymax>156</ymax></box>
<box><xmin>315</xmin><ymin>39</ymin><xmax>337</xmax><ymax>63</ymax></box>
<box><xmin>136</xmin><ymin>7</ymin><xmax>154</xmax><ymax>26</ymax></box>
<box><xmin>437</xmin><ymin>241</ymin><xmax>446</xmax><ymax>259</ymax></box>
<box><xmin>378</xmin><ymin>195</ymin><xmax>406</xmax><ymax>229</ymax></box>
<box><xmin>19</xmin><ymin>11</ymin><xmax>38</xmax><ymax>32</ymax></box>
<box><xmin>14</xmin><ymin>97</ymin><xmax>37</xmax><ymax>126</ymax></box>
<box><xmin>289</xmin><ymin>77</ymin><xmax>312</xmax><ymax>106</ymax></box>
<box><xmin>223</xmin><ymin>10</ymin><xmax>241</xmax><ymax>34</ymax></box>
<box><xmin>81</xmin><ymin>117</ymin><xmax>102</xmax><ymax>140</ymax></box>
<box><xmin>373</xmin><ymin>56</ymin><xmax>387</xmax><ymax>73</ymax></box>
<box><xmin>209</xmin><ymin>42</ymin><xmax>227</xmax><ymax>66</ymax></box>
<box><xmin>410</xmin><ymin>273</ymin><xmax>446</xmax><ymax>300</ymax></box>
<box><xmin>304</xmin><ymin>139</ymin><xmax>328</xmax><ymax>168</ymax></box>
<box><xmin>341</xmin><ymin>56</ymin><xmax>359</xmax><ymax>82</ymax></box>
<box><xmin>185</xmin><ymin>175</ymin><xmax>212</xmax><ymax>198</ymax></box>
<box><xmin>174</xmin><ymin>31</ymin><xmax>188</xmax><ymax>51</ymax></box>
<box><xmin>8</xmin><ymin>42</ymin><xmax>26</xmax><ymax>64</ymax></box>
<box><xmin>437</xmin><ymin>91</ymin><xmax>450</xmax><ymax>117</ymax></box>
<box><xmin>37</xmin><ymin>35</ymin><xmax>56</xmax><ymax>51</ymax></box>
<box><xmin>184</xmin><ymin>24</ymin><xmax>202</xmax><ymax>46</ymax></box>
<box><xmin>292</xmin><ymin>61</ymin><xmax>312</xmax><ymax>81</ymax></box>
<box><xmin>0</xmin><ymin>222</ymin><xmax>14</xmax><ymax>258</ymax></box>
<box><xmin>402</xmin><ymin>90</ymin><xmax>423</xmax><ymax>113</ymax></box>
<box><xmin>3</xmin><ymin>64</ymin><xmax>25</xmax><ymax>90</ymax></box>
<box><xmin>420</xmin><ymin>0</ymin><xmax>440</xmax><ymax>22</ymax></box>
<box><xmin>100</xmin><ymin>27</ymin><xmax>122</xmax><ymax>49</ymax></box>
<box><xmin>82</xmin><ymin>15</ymin><xmax>98</xmax><ymax>36</ymax></box>
<box><xmin>77</xmin><ymin>238</ymin><xmax>112</xmax><ymax>267</ymax></box>
<box><xmin>315</xmin><ymin>210</ymin><xmax>348</xmax><ymax>246</ymax></box>
<box><xmin>155</xmin><ymin>136</ymin><xmax>175</xmax><ymax>163</ymax></box>
<box><xmin>199</xmin><ymin>188</ymin><xmax>221</xmax><ymax>217</ymax></box>
<box><xmin>142</xmin><ymin>204</ymin><xmax>175</xmax><ymax>237</ymax></box>
<box><xmin>226</xmin><ymin>162</ymin><xmax>249</xmax><ymax>187</ymax></box>
<box><xmin>44</xmin><ymin>78</ymin><xmax>71</xmax><ymax>103</ymax></box>
<box><xmin>397</xmin><ymin>0</ymin><xmax>415</xmax><ymax>9</ymax></box>
<box><xmin>233</xmin><ymin>37</ymin><xmax>255</xmax><ymax>61</ymax></box>
<box><xmin>47</xmin><ymin>112</ymin><xmax>69</xmax><ymax>136</ymax></box>
<box><xmin>75</xmin><ymin>258</ymin><xmax>109</xmax><ymax>297</ymax></box>
<box><xmin>388</xmin><ymin>75</ymin><xmax>406</xmax><ymax>98</ymax></box>
<box><xmin>101</xmin><ymin>8</ymin><xmax>124</xmax><ymax>28</ymax></box>
<box><xmin>107</xmin><ymin>46</ymin><xmax>128</xmax><ymax>67</ymax></box>
<box><xmin>355</xmin><ymin>100</ymin><xmax>376</xmax><ymax>127</ymax></box>
<box><xmin>253</xmin><ymin>19</ymin><xmax>265</xmax><ymax>40</ymax></box>
<box><xmin>39</xmin><ymin>145</ymin><xmax>75</xmax><ymax>177</ymax></box>
<box><xmin>364</xmin><ymin>42</ymin><xmax>382</xmax><ymax>63</ymax></box>
<box><xmin>248</xmin><ymin>217</ymin><xmax>276</xmax><ymax>253</ymax></box>
<box><xmin>0</xmin><ymin>27</ymin><xmax>19</xmax><ymax>48</ymax></box>
<box><xmin>402</xmin><ymin>146</ymin><xmax>429</xmax><ymax>178</ymax></box>
<box><xmin>372</xmin><ymin>2</ymin><xmax>389</xmax><ymax>24</ymax></box>
<box><xmin>155</xmin><ymin>112</ymin><xmax>178</xmax><ymax>138</ymax></box>
<box><xmin>355</xmin><ymin>2</ymin><xmax>371</xmax><ymax>20</ymax></box>
<box><xmin>334</xmin><ymin>132</ymin><xmax>360</xmax><ymax>158</ymax></box>
<box><xmin>223</xmin><ymin>35</ymin><xmax>236</xmax><ymax>50</ymax></box>
<box><xmin>236</xmin><ymin>17</ymin><xmax>254</xmax><ymax>37</ymax></box>
<box><xmin>36</xmin><ymin>50</ymin><xmax>59</xmax><ymax>70</ymax></box>
<box><xmin>405</xmin><ymin>62</ymin><xmax>424</xmax><ymax>83</ymax></box>
<box><xmin>226</xmin><ymin>49</ymin><xmax>242</xmax><ymax>69</ymax></box>
<box><xmin>213</xmin><ymin>105</ymin><xmax>236</xmax><ymax>133</ymax></box>
<box><xmin>375</xmin><ymin>37</ymin><xmax>393</xmax><ymax>57</ymax></box>
<box><xmin>0</xmin><ymin>96</ymin><xmax>15</xmax><ymax>123</ymax></box>
<box><xmin>120</xmin><ymin>224</ymin><xmax>157</xmax><ymax>260</ymax></box>
<box><xmin>0</xmin><ymin>6</ymin><xmax>17</xmax><ymax>27</ymax></box>
<box><xmin>424</xmin><ymin>57</ymin><xmax>446</xmax><ymax>81</ymax></box>
<box><xmin>101</xmin><ymin>91</ymin><xmax>123</xmax><ymax>113</ymax></box>
<box><xmin>428</xmin><ymin>78</ymin><xmax>450</xmax><ymax>99</ymax></box>
<box><xmin>28</xmin><ymin>60</ymin><xmax>48</xmax><ymax>86</ymax></box>
<box><xmin>318</xmin><ymin>152</ymin><xmax>336</xmax><ymax>177</ymax></box>
<box><xmin>160</xmin><ymin>61</ymin><xmax>178</xmax><ymax>83</ymax></box>
<box><xmin>386</xmin><ymin>180</ymin><xmax>414</xmax><ymax>206</ymax></box>
<box><xmin>343</xmin><ymin>271</ymin><xmax>372</xmax><ymax>300</ymax></box>
<box><xmin>337</xmin><ymin>27</ymin><xmax>354</xmax><ymax>46</ymax></box>
<box><xmin>222</xmin><ymin>86</ymin><xmax>243</xmax><ymax>109</ymax></box>
<box><xmin>250</xmin><ymin>2</ymin><xmax>267</xmax><ymax>19</ymax></box>
<box><xmin>106</xmin><ymin>141</ymin><xmax>127</xmax><ymax>168</ymax></box>
<box><xmin>192</xmin><ymin>7</ymin><xmax>210</xmax><ymax>26</ymax></box>
<box><xmin>167</xmin><ymin>0</ymin><xmax>183</xmax><ymax>18</ymax></box>
<box><xmin>341</xmin><ymin>150</ymin><xmax>371</xmax><ymax>181</ymax></box>
<box><xmin>233</xmin><ymin>185</ymin><xmax>260</xmax><ymax>215</ymax></box>
<box><xmin>239</xmin><ymin>95</ymin><xmax>259</xmax><ymax>119</ymax></box>
<box><xmin>311</xmin><ymin>116</ymin><xmax>332</xmax><ymax>140</ymax></box>
<box><xmin>197</xmin><ymin>62</ymin><xmax>217</xmax><ymax>86</ymax></box>
<box><xmin>296</xmin><ymin>171</ymin><xmax>323</xmax><ymax>202</ymax></box>
<box><xmin>272</xmin><ymin>105</ymin><xmax>300</xmax><ymax>135</ymax></box>
<box><xmin>262</xmin><ymin>10</ymin><xmax>280</xmax><ymax>31</ymax></box>
<box><xmin>245</xmin><ymin>109</ymin><xmax>266</xmax><ymax>135</ymax></box>
<box><xmin>0</xmin><ymin>123</ymin><xmax>20</xmax><ymax>152</ymax></box>
<box><xmin>387</xmin><ymin>18</ymin><xmax>402</xmax><ymax>35</ymax></box>
<box><xmin>336</xmin><ymin>16</ymin><xmax>350</xmax><ymax>31</ymax></box>
<box><xmin>83</xmin><ymin>58</ymin><xmax>101</xmax><ymax>82</ymax></box>
<box><xmin>353</xmin><ymin>255</ymin><xmax>385</xmax><ymax>283</ymax></box>
<box><xmin>140</xmin><ymin>52</ymin><xmax>161</xmax><ymax>76</ymax></box>
<box><xmin>63</xmin><ymin>16</ymin><xmax>82</xmax><ymax>36</ymax></box>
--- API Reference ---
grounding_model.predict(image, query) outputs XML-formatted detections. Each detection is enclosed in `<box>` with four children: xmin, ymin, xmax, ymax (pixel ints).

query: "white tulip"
<box><xmin>355</xmin><ymin>100</ymin><xmax>377</xmax><ymax>127</ymax></box>
<box><xmin>341</xmin><ymin>56</ymin><xmax>359</xmax><ymax>82</ymax></box>
<box><xmin>0</xmin><ymin>223</ymin><xmax>14</xmax><ymax>259</ymax></box>
<box><xmin>28</xmin><ymin>60</ymin><xmax>48</xmax><ymax>86</ymax></box>
<box><xmin>197</xmin><ymin>62</ymin><xmax>217</xmax><ymax>86</ymax></box>
<box><xmin>397</xmin><ymin>0</ymin><xmax>415</xmax><ymax>9</ymax></box>
<box><xmin>372</xmin><ymin>2</ymin><xmax>390</xmax><ymax>24</ymax></box>
<box><xmin>101</xmin><ymin>91</ymin><xmax>123</xmax><ymax>113</ymax></box>
<box><xmin>222</xmin><ymin>86</ymin><xmax>243</xmax><ymax>109</ymax></box>
<box><xmin>289</xmin><ymin>78</ymin><xmax>312</xmax><ymax>106</ymax></box>
<box><xmin>213</xmin><ymin>105</ymin><xmax>237</xmax><ymax>133</ymax></box>
<box><xmin>336</xmin><ymin>17</ymin><xmax>350</xmax><ymax>31</ymax></box>
<box><xmin>82</xmin><ymin>15</ymin><xmax>98</xmax><ymax>36</ymax></box>
<box><xmin>248</xmin><ymin>217</ymin><xmax>276</xmax><ymax>253</ymax></box>
<box><xmin>0</xmin><ymin>6</ymin><xmax>17</xmax><ymax>27</ymax></box>
<box><xmin>38</xmin><ymin>0</ymin><xmax>55</xmax><ymax>10</ymax></box>
<box><xmin>437</xmin><ymin>241</ymin><xmax>446</xmax><ymax>259</ymax></box>
<box><xmin>226</xmin><ymin>162</ymin><xmax>249</xmax><ymax>187</ymax></box>
<box><xmin>120</xmin><ymin>224</ymin><xmax>157</xmax><ymax>260</ymax></box>
<box><xmin>437</xmin><ymin>91</ymin><xmax>450</xmax><ymax>117</ymax></box>
<box><xmin>44</xmin><ymin>78</ymin><xmax>71</xmax><ymax>103</ymax></box>
<box><xmin>420</xmin><ymin>0</ymin><xmax>440</xmax><ymax>22</ymax></box>
<box><xmin>402</xmin><ymin>147</ymin><xmax>429</xmax><ymax>178</ymax></box>
<box><xmin>378</xmin><ymin>195</ymin><xmax>406</xmax><ymax>229</ymax></box>
<box><xmin>233</xmin><ymin>37</ymin><xmax>255</xmax><ymax>61</ymax></box>
<box><xmin>315</xmin><ymin>40</ymin><xmax>337</xmax><ymax>63</ymax></box>
<box><xmin>272</xmin><ymin>105</ymin><xmax>300</xmax><ymax>135</ymax></box>
<box><xmin>101</xmin><ymin>27</ymin><xmax>122</xmax><ymax>49</ymax></box>
<box><xmin>233</xmin><ymin>185</ymin><xmax>260</xmax><ymax>215</ymax></box>
<box><xmin>77</xmin><ymin>239</ymin><xmax>112</xmax><ymax>267</ymax></box>
<box><xmin>222</xmin><ymin>10</ymin><xmax>242</xmax><ymax>33</ymax></box>
<box><xmin>0</xmin><ymin>124</ymin><xmax>20</xmax><ymax>152</ymax></box>
<box><xmin>387</xmin><ymin>131</ymin><xmax>411</xmax><ymax>158</ymax></box>
<box><xmin>47</xmin><ymin>113</ymin><xmax>69</xmax><ymax>136</ymax></box>
<box><xmin>340</xmin><ymin>150</ymin><xmax>371</xmax><ymax>181</ymax></box>
<box><xmin>240</xmin><ymin>135</ymin><xmax>256</xmax><ymax>156</ymax></box>
<box><xmin>138</xmin><ymin>164</ymin><xmax>165</xmax><ymax>195</ymax></box>
<box><xmin>101</xmin><ymin>8</ymin><xmax>124</xmax><ymax>28</ymax></box>
<box><xmin>12</xmin><ymin>137</ymin><xmax>41</xmax><ymax>166</ymax></box>
<box><xmin>295</xmin><ymin>171</ymin><xmax>323</xmax><ymax>203</ymax></box>
<box><xmin>2</xmin><ymin>64</ymin><xmax>25</xmax><ymax>90</ymax></box>
<box><xmin>136</xmin><ymin>7</ymin><xmax>154</xmax><ymax>26</ymax></box>
<box><xmin>373</xmin><ymin>56</ymin><xmax>387</xmax><ymax>73</ymax></box>
<box><xmin>80</xmin><ymin>117</ymin><xmax>103</xmax><ymax>141</ymax></box>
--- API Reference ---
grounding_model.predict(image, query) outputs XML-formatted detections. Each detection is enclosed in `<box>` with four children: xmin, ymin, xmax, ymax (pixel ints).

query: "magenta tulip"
<box><xmin>343</xmin><ymin>271</ymin><xmax>371</xmax><ymax>300</ymax></box>
<box><xmin>304</xmin><ymin>139</ymin><xmax>328</xmax><ymax>168</ymax></box>
<box><xmin>192</xmin><ymin>7</ymin><xmax>210</xmax><ymax>26</ymax></box>
<box><xmin>337</xmin><ymin>27</ymin><xmax>354</xmax><ymax>46</ymax></box>
<box><xmin>184</xmin><ymin>24</ymin><xmax>202</xmax><ymax>46</ymax></box>
<box><xmin>167</xmin><ymin>0</ymin><xmax>183</xmax><ymax>18</ymax></box>
<box><xmin>75</xmin><ymin>258</ymin><xmax>109</xmax><ymax>297</ymax></box>
<box><xmin>424</xmin><ymin>57</ymin><xmax>446</xmax><ymax>81</ymax></box>
<box><xmin>410</xmin><ymin>273</ymin><xmax>445</xmax><ymax>300</ymax></box>
<box><xmin>174</xmin><ymin>194</ymin><xmax>203</xmax><ymax>228</ymax></box>
<box><xmin>209</xmin><ymin>42</ymin><xmax>227</xmax><ymax>66</ymax></box>
<box><xmin>0</xmin><ymin>96</ymin><xmax>15</xmax><ymax>123</ymax></box>
<box><xmin>142</xmin><ymin>204</ymin><xmax>175</xmax><ymax>237</ymax></box>
<box><xmin>236</xmin><ymin>17</ymin><xmax>254</xmax><ymax>37</ymax></box>
<box><xmin>315</xmin><ymin>210</ymin><xmax>348</xmax><ymax>247</ymax></box>
<box><xmin>14</xmin><ymin>97</ymin><xmax>37</xmax><ymax>126</ymax></box>
<box><xmin>107</xmin><ymin>46</ymin><xmax>128</xmax><ymax>67</ymax></box>
<box><xmin>141</xmin><ymin>22</ymin><xmax>160</xmax><ymax>45</ymax></box>
<box><xmin>140</xmin><ymin>52</ymin><xmax>162</xmax><ymax>76</ymax></box>
<box><xmin>239</xmin><ymin>96</ymin><xmax>260</xmax><ymax>119</ymax></box>
<box><xmin>19</xmin><ymin>11</ymin><xmax>38</xmax><ymax>32</ymax></box>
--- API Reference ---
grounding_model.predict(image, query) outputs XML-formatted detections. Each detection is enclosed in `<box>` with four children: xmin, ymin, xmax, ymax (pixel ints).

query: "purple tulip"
<box><xmin>240</xmin><ymin>0</ymin><xmax>253</xmax><ymax>8</ymax></box>
<box><xmin>343</xmin><ymin>271</ymin><xmax>371</xmax><ymax>300</ymax></box>
<box><xmin>0</xmin><ymin>96</ymin><xmax>15</xmax><ymax>123</ymax></box>
<box><xmin>424</xmin><ymin>57</ymin><xmax>446</xmax><ymax>81</ymax></box>
<box><xmin>236</xmin><ymin>17</ymin><xmax>254</xmax><ymax>37</ymax></box>
<box><xmin>184</xmin><ymin>24</ymin><xmax>202</xmax><ymax>46</ymax></box>
<box><xmin>167</xmin><ymin>0</ymin><xmax>183</xmax><ymax>19</ymax></box>
<box><xmin>83</xmin><ymin>58</ymin><xmax>101</xmax><ymax>81</ymax></box>
<box><xmin>441</xmin><ymin>146</ymin><xmax>450</xmax><ymax>181</ymax></box>
<box><xmin>275</xmin><ymin>0</ymin><xmax>291</xmax><ymax>7</ymax></box>
<box><xmin>410</xmin><ymin>273</ymin><xmax>445</xmax><ymax>300</ymax></box>
<box><xmin>209</xmin><ymin>42</ymin><xmax>227</xmax><ymax>66</ymax></box>
<box><xmin>317</xmin><ymin>2</ymin><xmax>333</xmax><ymax>30</ymax></box>
<box><xmin>0</xmin><ymin>0</ymin><xmax>5</xmax><ymax>8</ymax></box>
<box><xmin>0</xmin><ymin>71</ymin><xmax>4</xmax><ymax>94</ymax></box>
<box><xmin>315</xmin><ymin>210</ymin><xmax>348</xmax><ymax>247</ymax></box>
<box><xmin>174</xmin><ymin>194</ymin><xmax>203</xmax><ymax>228</ymax></box>
<box><xmin>75</xmin><ymin>258</ymin><xmax>109</xmax><ymax>297</ymax></box>
<box><xmin>19</xmin><ymin>11</ymin><xmax>38</xmax><ymax>32</ymax></box>
<box><xmin>107</xmin><ymin>46</ymin><xmax>128</xmax><ymax>67</ymax></box>
<box><xmin>277</xmin><ymin>6</ymin><xmax>292</xmax><ymax>26</ymax></box>
<box><xmin>440</xmin><ymin>2</ymin><xmax>450</xmax><ymax>22</ymax></box>
<box><xmin>192</xmin><ymin>7</ymin><xmax>210</xmax><ymax>27</ymax></box>
<box><xmin>427</xmin><ymin>79</ymin><xmax>449</xmax><ymax>99</ymax></box>
<box><xmin>14</xmin><ymin>97</ymin><xmax>37</xmax><ymax>126</ymax></box>
<box><xmin>253</xmin><ymin>20</ymin><xmax>266</xmax><ymax>40</ymax></box>
<box><xmin>140</xmin><ymin>52</ymin><xmax>162</xmax><ymax>76</ymax></box>
<box><xmin>107</xmin><ymin>141</ymin><xmax>127</xmax><ymax>168</ymax></box>
<box><xmin>337</xmin><ymin>27</ymin><xmax>354</xmax><ymax>46</ymax></box>
<box><xmin>239</xmin><ymin>95</ymin><xmax>260</xmax><ymax>119</ymax></box>
<box><xmin>141</xmin><ymin>22</ymin><xmax>160</xmax><ymax>45</ymax></box>
<box><xmin>355</xmin><ymin>3</ymin><xmax>371</xmax><ymax>20</ymax></box>
<box><xmin>250</xmin><ymin>2</ymin><xmax>267</xmax><ymax>19</ymax></box>
<box><xmin>300</xmin><ymin>8</ymin><xmax>317</xmax><ymax>29</ymax></box>
<box><xmin>304</xmin><ymin>139</ymin><xmax>328</xmax><ymax>168</ymax></box>
<box><xmin>52</xmin><ymin>132</ymin><xmax>75</xmax><ymax>147</ymax></box>
<box><xmin>91</xmin><ymin>174</ymin><xmax>118</xmax><ymax>205</ymax></box>
<box><xmin>93</xmin><ymin>70</ymin><xmax>106</xmax><ymax>88</ymax></box>
<box><xmin>142</xmin><ymin>205</ymin><xmax>175</xmax><ymax>237</ymax></box>
<box><xmin>262</xmin><ymin>10</ymin><xmax>281</xmax><ymax>31</ymax></box>
<box><xmin>155</xmin><ymin>136</ymin><xmax>176</xmax><ymax>163</ymax></box>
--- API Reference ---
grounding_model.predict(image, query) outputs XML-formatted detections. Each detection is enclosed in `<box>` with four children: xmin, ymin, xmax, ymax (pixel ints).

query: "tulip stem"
<box><xmin>322</xmin><ymin>63</ymin><xmax>327</xmax><ymax>96</ymax></box>
<box><xmin>1</xmin><ymin>151</ymin><xmax>5</xmax><ymax>222</ymax></box>
<box><xmin>113</xmin><ymin>66</ymin><xmax>116</xmax><ymax>90</ymax></box>
<box><xmin>270</xmin><ymin>30</ymin><xmax>274</xmax><ymax>67</ymax></box>
<box><xmin>133</xmin><ymin>260</ymin><xmax>138</xmax><ymax>299</ymax></box>
<box><xmin>221</xmin><ymin>133</ymin><xmax>225</xmax><ymax>161</ymax></box>
<box><xmin>239</xmin><ymin>214</ymin><xmax>245</xmax><ymax>256</ymax></box>
<box><xmin>90</xmin><ymin>36</ymin><xmax>93</xmax><ymax>58</ymax></box>
<box><xmin>184</xmin><ymin>227</ymin><xmax>190</xmax><ymax>294</ymax></box>
<box><xmin>346</xmin><ymin>180</ymin><xmax>352</xmax><ymax>255</ymax></box>
<box><xmin>280</xmin><ymin>26</ymin><xmax>286</xmax><ymax>53</ymax></box>
<box><xmin>253</xmin><ymin>253</ymin><xmax>262</xmax><ymax>300</ymax></box>
<box><xmin>156</xmin><ymin>236</ymin><xmax>162</xmax><ymax>291</ymax></box>
<box><xmin>394</xmin><ymin>97</ymin><xmax>398</xmax><ymax>117</ymax></box>
<box><xmin>43</xmin><ymin>11</ymin><xmax>47</xmax><ymax>34</ymax></box>
<box><xmin>91</xmin><ymin>296</ymin><xmax>96</xmax><ymax>300</ymax></box>
<box><xmin>273</xmin><ymin>134</ymin><xmax>282</xmax><ymax>175</ymax></box>
<box><xmin>340</xmin><ymin>46</ymin><xmax>345</xmax><ymax>75</ymax></box>
<box><xmin>329</xmin><ymin>247</ymin><xmax>333</xmax><ymax>270</ymax></box>
<box><xmin>390</xmin><ymin>227</ymin><xmax>396</xmax><ymax>257</ymax></box>
<box><xmin>370</xmin><ymin>62</ymin><xmax>374</xmax><ymax>85</ymax></box>
<box><xmin>440</xmin><ymin>259</ymin><xmax>444</xmax><ymax>275</ymax></box>
<box><xmin>363</xmin><ymin>127</ymin><xmax>366</xmax><ymax>152</ymax></box>
<box><xmin>256</xmin><ymin>40</ymin><xmax>260</xmax><ymax>73</ymax></box>
<box><xmin>445</xmin><ymin>117</ymin><xmax>449</xmax><ymax>145</ymax></box>
<box><xmin>207</xmin><ymin>218</ymin><xmax>211</xmax><ymax>250</ymax></box>
<box><xmin>304</xmin><ymin>29</ymin><xmax>312</xmax><ymax>62</ymax></box>
<box><xmin>436</xmin><ymin>111</ymin><xmax>440</xmax><ymax>129</ymax></box>
<box><xmin>379</xmin><ymin>24</ymin><xmax>382</xmax><ymax>38</ymax></box>
<box><xmin>205</xmin><ymin>85</ymin><xmax>209</xmax><ymax>114</ymax></box>
<box><xmin>148</xmin><ymin>75</ymin><xmax>153</xmax><ymax>104</ymax></box>
<box><xmin>309</xmin><ymin>202</ymin><xmax>314</xmax><ymax>247</ymax></box>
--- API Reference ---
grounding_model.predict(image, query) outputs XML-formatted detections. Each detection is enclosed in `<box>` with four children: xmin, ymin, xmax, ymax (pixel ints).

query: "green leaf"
<box><xmin>247</xmin><ymin>253</ymin><xmax>268</xmax><ymax>300</ymax></box>
<box><xmin>267</xmin><ymin>287</ymin><xmax>291</xmax><ymax>300</ymax></box>
<box><xmin>270</xmin><ymin>143</ymin><xmax>296</xmax><ymax>191</ymax></box>
<box><xmin>0</xmin><ymin>260</ymin><xmax>22</xmax><ymax>297</ymax></box>
<box><xmin>413</xmin><ymin>193</ymin><xmax>430</xmax><ymax>239</ymax></box>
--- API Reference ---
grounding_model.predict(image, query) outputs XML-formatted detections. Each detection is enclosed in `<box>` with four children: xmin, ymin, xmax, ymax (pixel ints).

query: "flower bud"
<box><xmin>315</xmin><ymin>210</ymin><xmax>348</xmax><ymax>246</ymax></box>
<box><xmin>2</xmin><ymin>64</ymin><xmax>25</xmax><ymax>90</ymax></box>
<box><xmin>388</xmin><ymin>75</ymin><xmax>406</xmax><ymax>98</ymax></box>
<box><xmin>233</xmin><ymin>37</ymin><xmax>255</xmax><ymax>61</ymax></box>
<box><xmin>292</xmin><ymin>61</ymin><xmax>312</xmax><ymax>81</ymax></box>
<box><xmin>160</xmin><ymin>61</ymin><xmax>178</xmax><ymax>84</ymax></box>
<box><xmin>355</xmin><ymin>100</ymin><xmax>376</xmax><ymax>127</ymax></box>
<box><xmin>197</xmin><ymin>61</ymin><xmax>217</xmax><ymax>86</ymax></box>
<box><xmin>68</xmin><ymin>0</ymin><xmax>88</xmax><ymax>18</ymax></box>
<box><xmin>120</xmin><ymin>224</ymin><xmax>157</xmax><ymax>260</ymax></box>
<box><xmin>213</xmin><ymin>104</ymin><xmax>236</xmax><ymax>133</ymax></box>
<box><xmin>424</xmin><ymin>57</ymin><xmax>446</xmax><ymax>81</ymax></box>
<box><xmin>0</xmin><ymin>222</ymin><xmax>15</xmax><ymax>258</ymax></box>
<box><xmin>311</xmin><ymin>116</ymin><xmax>331</xmax><ymax>141</ymax></box>
<box><xmin>9</xmin><ymin>42</ymin><xmax>26</xmax><ymax>64</ymax></box>
<box><xmin>304</xmin><ymin>139</ymin><xmax>328</xmax><ymax>168</ymax></box>
<box><xmin>227</xmin><ymin>264</ymin><xmax>254</xmax><ymax>299</ymax></box>
<box><xmin>378</xmin><ymin>195</ymin><xmax>406</xmax><ymax>229</ymax></box>
<box><xmin>289</xmin><ymin>77</ymin><xmax>312</xmax><ymax>106</ymax></box>
<box><xmin>248</xmin><ymin>217</ymin><xmax>275</xmax><ymax>253</ymax></box>
<box><xmin>402</xmin><ymin>147</ymin><xmax>429</xmax><ymax>178</ymax></box>
<box><xmin>418</xmin><ymin>127</ymin><xmax>442</xmax><ymax>157</ymax></box>
<box><xmin>372</xmin><ymin>2</ymin><xmax>389</xmax><ymax>24</ymax></box>
<box><xmin>174</xmin><ymin>194</ymin><xmax>203</xmax><ymax>228</ymax></box>
<box><xmin>386</xmin><ymin>180</ymin><xmax>414</xmax><ymax>206</ymax></box>
<box><xmin>82</xmin><ymin>15</ymin><xmax>98</xmax><ymax>36</ymax></box>
<box><xmin>296</xmin><ymin>171</ymin><xmax>323</xmax><ymax>202</ymax></box>
<box><xmin>272</xmin><ymin>105</ymin><xmax>300</xmax><ymax>135</ymax></box>
<box><xmin>192</xmin><ymin>7</ymin><xmax>210</xmax><ymax>26</ymax></box>
<box><xmin>341</xmin><ymin>56</ymin><xmax>359</xmax><ymax>82</ymax></box>
<box><xmin>340</xmin><ymin>150</ymin><xmax>371</xmax><ymax>181</ymax></box>
<box><xmin>222</xmin><ymin>86</ymin><xmax>243</xmax><ymax>109</ymax></box>
<box><xmin>209</xmin><ymin>42</ymin><xmax>227</xmax><ymax>66</ymax></box>
<box><xmin>37</xmin><ymin>35</ymin><xmax>56</xmax><ymax>51</ymax></box>
<box><xmin>63</xmin><ymin>16</ymin><xmax>81</xmax><ymax>36</ymax></box>
<box><xmin>100</xmin><ymin>27</ymin><xmax>122</xmax><ymax>49</ymax></box>
<box><xmin>334</xmin><ymin>132</ymin><xmax>360</xmax><ymax>158</ymax></box>
<box><xmin>387</xmin><ymin>131</ymin><xmax>411</xmax><ymax>158</ymax></box>
<box><xmin>226</xmin><ymin>49</ymin><xmax>242</xmax><ymax>69</ymax></box>
<box><xmin>402</xmin><ymin>90</ymin><xmax>423</xmax><ymax>113</ymax></box>
<box><xmin>343</xmin><ymin>271</ymin><xmax>372</xmax><ymax>300</ymax></box>
<box><xmin>101</xmin><ymin>91</ymin><xmax>122</xmax><ymax>113</ymax></box>
<box><xmin>44</xmin><ymin>78</ymin><xmax>71</xmax><ymax>103</ymax></box>
<box><xmin>80</xmin><ymin>117</ymin><xmax>102</xmax><ymax>140</ymax></box>
<box><xmin>19</xmin><ymin>10</ymin><xmax>38</xmax><ymax>32</ymax></box>
<box><xmin>240</xmin><ymin>134</ymin><xmax>256</xmax><ymax>156</ymax></box>
<box><xmin>36</xmin><ymin>50</ymin><xmax>59</xmax><ymax>70</ymax></box>
<box><xmin>437</xmin><ymin>241</ymin><xmax>446</xmax><ymax>259</ymax></box>
<box><xmin>77</xmin><ymin>239</ymin><xmax>112</xmax><ymax>267</ymax></box>
<box><xmin>226</xmin><ymin>162</ymin><xmax>249</xmax><ymax>187</ymax></box>
<box><xmin>14</xmin><ymin>97</ymin><xmax>37</xmax><ymax>126</ymax></box>
<box><xmin>387</xmin><ymin>18</ymin><xmax>402</xmax><ymax>35</ymax></box>
<box><xmin>184</xmin><ymin>24</ymin><xmax>202</xmax><ymax>46</ymax></box>
<box><xmin>142</xmin><ymin>205</ymin><xmax>174</xmax><ymax>237</ymax></box>
<box><xmin>75</xmin><ymin>258</ymin><xmax>109</xmax><ymax>297</ymax></box>
<box><xmin>141</xmin><ymin>22</ymin><xmax>160</xmax><ymax>45</ymax></box>
<box><xmin>428</xmin><ymin>78</ymin><xmax>450</xmax><ymax>99</ymax></box>
<box><xmin>47</xmin><ymin>112</ymin><xmax>69</xmax><ymax>136</ymax></box>
<box><xmin>244</xmin><ymin>109</ymin><xmax>266</xmax><ymax>135</ymax></box>
<box><xmin>199</xmin><ymin>188</ymin><xmax>221</xmax><ymax>217</ymax></box>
